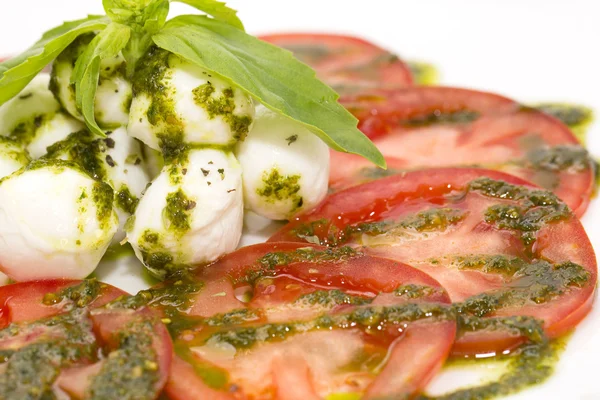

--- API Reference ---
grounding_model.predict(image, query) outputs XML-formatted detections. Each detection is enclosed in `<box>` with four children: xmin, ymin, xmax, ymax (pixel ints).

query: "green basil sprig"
<box><xmin>0</xmin><ymin>0</ymin><xmax>385</xmax><ymax>167</ymax></box>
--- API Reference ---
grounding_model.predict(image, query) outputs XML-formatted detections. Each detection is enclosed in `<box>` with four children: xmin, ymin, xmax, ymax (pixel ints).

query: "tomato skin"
<box><xmin>259</xmin><ymin>33</ymin><xmax>413</xmax><ymax>95</ymax></box>
<box><xmin>162</xmin><ymin>242</ymin><xmax>456</xmax><ymax>399</ymax></box>
<box><xmin>270</xmin><ymin>168</ymin><xmax>597</xmax><ymax>356</ymax></box>
<box><xmin>0</xmin><ymin>280</ymin><xmax>173</xmax><ymax>399</ymax></box>
<box><xmin>341</xmin><ymin>87</ymin><xmax>517</xmax><ymax>139</ymax></box>
<box><xmin>329</xmin><ymin>87</ymin><xmax>595</xmax><ymax>217</ymax></box>
<box><xmin>0</xmin><ymin>279</ymin><xmax>125</xmax><ymax>328</ymax></box>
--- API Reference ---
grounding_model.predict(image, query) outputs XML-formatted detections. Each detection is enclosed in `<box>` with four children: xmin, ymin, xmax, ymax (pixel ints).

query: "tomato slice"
<box><xmin>157</xmin><ymin>242</ymin><xmax>456</xmax><ymax>399</ymax></box>
<box><xmin>331</xmin><ymin>87</ymin><xmax>595</xmax><ymax>216</ymax></box>
<box><xmin>0</xmin><ymin>279</ymin><xmax>173</xmax><ymax>399</ymax></box>
<box><xmin>260</xmin><ymin>33</ymin><xmax>413</xmax><ymax>96</ymax></box>
<box><xmin>270</xmin><ymin>168</ymin><xmax>597</xmax><ymax>356</ymax></box>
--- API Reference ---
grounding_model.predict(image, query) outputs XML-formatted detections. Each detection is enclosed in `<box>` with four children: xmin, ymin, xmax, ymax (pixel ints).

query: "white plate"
<box><xmin>2</xmin><ymin>1</ymin><xmax>600</xmax><ymax>398</ymax></box>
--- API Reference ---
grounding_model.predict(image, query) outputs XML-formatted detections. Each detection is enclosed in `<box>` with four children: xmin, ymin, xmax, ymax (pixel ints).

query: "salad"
<box><xmin>0</xmin><ymin>1</ymin><xmax>596</xmax><ymax>399</ymax></box>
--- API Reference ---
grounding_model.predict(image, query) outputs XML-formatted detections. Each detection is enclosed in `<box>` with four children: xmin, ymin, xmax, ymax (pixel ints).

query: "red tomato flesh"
<box><xmin>0</xmin><ymin>279</ymin><xmax>172</xmax><ymax>399</ymax></box>
<box><xmin>163</xmin><ymin>242</ymin><xmax>456</xmax><ymax>399</ymax></box>
<box><xmin>260</xmin><ymin>33</ymin><xmax>413</xmax><ymax>96</ymax></box>
<box><xmin>270</xmin><ymin>168</ymin><xmax>597</xmax><ymax>356</ymax></box>
<box><xmin>331</xmin><ymin>87</ymin><xmax>595</xmax><ymax>217</ymax></box>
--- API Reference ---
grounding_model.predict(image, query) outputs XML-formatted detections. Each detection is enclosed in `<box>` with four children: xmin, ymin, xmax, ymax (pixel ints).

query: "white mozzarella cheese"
<box><xmin>128</xmin><ymin>148</ymin><xmax>243</xmax><ymax>278</ymax></box>
<box><xmin>0</xmin><ymin>160</ymin><xmax>118</xmax><ymax>281</ymax></box>
<box><xmin>235</xmin><ymin>105</ymin><xmax>330</xmax><ymax>220</ymax></box>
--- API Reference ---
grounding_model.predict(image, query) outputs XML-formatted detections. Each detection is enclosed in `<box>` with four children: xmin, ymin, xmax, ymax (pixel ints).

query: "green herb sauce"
<box><xmin>295</xmin><ymin>289</ymin><xmax>372</xmax><ymax>307</ymax></box>
<box><xmin>192</xmin><ymin>82</ymin><xmax>252</xmax><ymax>141</ymax></box>
<box><xmin>110</xmin><ymin>273</ymin><xmax>204</xmax><ymax>337</ymax></box>
<box><xmin>87</xmin><ymin>321</ymin><xmax>159</xmax><ymax>400</ymax></box>
<box><xmin>42</xmin><ymin>279</ymin><xmax>102</xmax><ymax>309</ymax></box>
<box><xmin>115</xmin><ymin>185</ymin><xmax>140</xmax><ymax>215</ymax></box>
<box><xmin>256</xmin><ymin>168</ymin><xmax>303</xmax><ymax>211</ymax></box>
<box><xmin>402</xmin><ymin>109</ymin><xmax>480</xmax><ymax>127</ymax></box>
<box><xmin>533</xmin><ymin>103</ymin><xmax>594</xmax><ymax>144</ymax></box>
<box><xmin>238</xmin><ymin>246</ymin><xmax>360</xmax><ymax>285</ymax></box>
<box><xmin>93</xmin><ymin>181</ymin><xmax>116</xmax><ymax>230</ymax></box>
<box><xmin>407</xmin><ymin>61</ymin><xmax>440</xmax><ymax>86</ymax></box>
<box><xmin>163</xmin><ymin>189</ymin><xmax>196</xmax><ymax>233</ymax></box>
<box><xmin>43</xmin><ymin>129</ymin><xmax>107</xmax><ymax>181</ymax></box>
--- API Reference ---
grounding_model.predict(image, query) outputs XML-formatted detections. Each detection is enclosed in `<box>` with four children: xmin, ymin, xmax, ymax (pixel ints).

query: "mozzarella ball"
<box><xmin>0</xmin><ymin>139</ymin><xmax>30</xmax><ymax>286</ymax></box>
<box><xmin>128</xmin><ymin>148</ymin><xmax>243</xmax><ymax>278</ymax></box>
<box><xmin>103</xmin><ymin>128</ymin><xmax>150</xmax><ymax>243</ymax></box>
<box><xmin>0</xmin><ymin>160</ymin><xmax>118</xmax><ymax>281</ymax></box>
<box><xmin>27</xmin><ymin>111</ymin><xmax>85</xmax><ymax>159</ymax></box>
<box><xmin>0</xmin><ymin>137</ymin><xmax>30</xmax><ymax>178</ymax></box>
<box><xmin>50</xmin><ymin>34</ymin><xmax>132</xmax><ymax>128</ymax></box>
<box><xmin>0</xmin><ymin>73</ymin><xmax>62</xmax><ymax>135</ymax></box>
<box><xmin>140</xmin><ymin>144</ymin><xmax>164</xmax><ymax>180</ymax></box>
<box><xmin>235</xmin><ymin>105</ymin><xmax>330</xmax><ymax>220</ymax></box>
<box><xmin>42</xmin><ymin>128</ymin><xmax>150</xmax><ymax>243</ymax></box>
<box><xmin>128</xmin><ymin>48</ymin><xmax>254</xmax><ymax>150</ymax></box>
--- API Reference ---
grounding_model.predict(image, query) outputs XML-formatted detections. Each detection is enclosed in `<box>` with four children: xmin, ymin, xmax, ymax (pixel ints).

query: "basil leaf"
<box><xmin>79</xmin><ymin>57</ymin><xmax>103</xmax><ymax>136</ymax></box>
<box><xmin>0</xmin><ymin>16</ymin><xmax>110</xmax><ymax>105</ymax></box>
<box><xmin>103</xmin><ymin>0</ymin><xmax>169</xmax><ymax>33</ymax></box>
<box><xmin>171</xmin><ymin>0</ymin><xmax>244</xmax><ymax>30</ymax></box>
<box><xmin>153</xmin><ymin>15</ymin><xmax>385</xmax><ymax>167</ymax></box>
<box><xmin>73</xmin><ymin>22</ymin><xmax>131</xmax><ymax>136</ymax></box>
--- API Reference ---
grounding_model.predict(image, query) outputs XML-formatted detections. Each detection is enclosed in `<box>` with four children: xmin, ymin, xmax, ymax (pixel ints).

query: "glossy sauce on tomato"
<box><xmin>270</xmin><ymin>168</ymin><xmax>597</xmax><ymax>357</ymax></box>
<box><xmin>0</xmin><ymin>279</ymin><xmax>172</xmax><ymax>399</ymax></box>
<box><xmin>330</xmin><ymin>87</ymin><xmax>595</xmax><ymax>217</ymax></box>
<box><xmin>138</xmin><ymin>243</ymin><xmax>456</xmax><ymax>399</ymax></box>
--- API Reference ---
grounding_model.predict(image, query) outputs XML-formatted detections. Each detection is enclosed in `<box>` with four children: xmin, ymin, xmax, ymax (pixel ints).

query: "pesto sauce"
<box><xmin>238</xmin><ymin>246</ymin><xmax>361</xmax><ymax>285</ymax></box>
<box><xmin>9</xmin><ymin>113</ymin><xmax>51</xmax><ymax>145</ymax></box>
<box><xmin>132</xmin><ymin>47</ymin><xmax>180</xmax><ymax>129</ymax></box>
<box><xmin>524</xmin><ymin>145</ymin><xmax>592</xmax><ymax>173</ymax></box>
<box><xmin>469</xmin><ymin>177</ymin><xmax>571</xmax><ymax>250</ymax></box>
<box><xmin>133</xmin><ymin>46</ymin><xmax>187</xmax><ymax>169</ymax></box>
<box><xmin>42</xmin><ymin>279</ymin><xmax>103</xmax><ymax>309</ymax></box>
<box><xmin>205</xmin><ymin>302</ymin><xmax>455</xmax><ymax>350</ymax></box>
<box><xmin>0</xmin><ymin>309</ymin><xmax>98</xmax><ymax>399</ymax></box>
<box><xmin>395</xmin><ymin>284</ymin><xmax>439</xmax><ymax>299</ymax></box>
<box><xmin>533</xmin><ymin>103</ymin><xmax>594</xmax><ymax>143</ymax></box>
<box><xmin>256</xmin><ymin>168</ymin><xmax>303</xmax><ymax>210</ymax></box>
<box><xmin>291</xmin><ymin>208</ymin><xmax>467</xmax><ymax>247</ymax></box>
<box><xmin>163</xmin><ymin>189</ymin><xmax>196</xmax><ymax>233</ymax></box>
<box><xmin>93</xmin><ymin>181</ymin><xmax>116</xmax><ymax>230</ymax></box>
<box><xmin>0</xmin><ymin>340</ymin><xmax>88</xmax><ymax>400</ymax></box>
<box><xmin>295</xmin><ymin>289</ymin><xmax>372</xmax><ymax>307</ymax></box>
<box><xmin>110</xmin><ymin>273</ymin><xmax>204</xmax><ymax>337</ymax></box>
<box><xmin>192</xmin><ymin>82</ymin><xmax>252</xmax><ymax>141</ymax></box>
<box><xmin>135</xmin><ymin>228</ymin><xmax>190</xmax><ymax>278</ymax></box>
<box><xmin>43</xmin><ymin>129</ymin><xmax>107</xmax><ymax>181</ymax></box>
<box><xmin>0</xmin><ymin>136</ymin><xmax>30</xmax><ymax>165</ymax></box>
<box><xmin>175</xmin><ymin>344</ymin><xmax>230</xmax><ymax>390</ymax></box>
<box><xmin>418</xmin><ymin>339</ymin><xmax>558</xmax><ymax>400</ymax></box>
<box><xmin>102</xmin><ymin>242</ymin><xmax>135</xmax><ymax>261</ymax></box>
<box><xmin>87</xmin><ymin>321</ymin><xmax>159</xmax><ymax>400</ymax></box>
<box><xmin>402</xmin><ymin>109</ymin><xmax>480</xmax><ymax>127</ymax></box>
<box><xmin>115</xmin><ymin>185</ymin><xmax>140</xmax><ymax>215</ymax></box>
<box><xmin>407</xmin><ymin>61</ymin><xmax>440</xmax><ymax>86</ymax></box>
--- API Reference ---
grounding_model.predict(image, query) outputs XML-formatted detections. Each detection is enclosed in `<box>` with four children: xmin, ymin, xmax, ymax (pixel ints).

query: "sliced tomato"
<box><xmin>331</xmin><ymin>87</ymin><xmax>595</xmax><ymax>216</ymax></box>
<box><xmin>270</xmin><ymin>168</ymin><xmax>597</xmax><ymax>356</ymax></box>
<box><xmin>162</xmin><ymin>242</ymin><xmax>456</xmax><ymax>399</ymax></box>
<box><xmin>0</xmin><ymin>279</ymin><xmax>172</xmax><ymax>399</ymax></box>
<box><xmin>0</xmin><ymin>279</ymin><xmax>125</xmax><ymax>328</ymax></box>
<box><xmin>260</xmin><ymin>33</ymin><xmax>413</xmax><ymax>96</ymax></box>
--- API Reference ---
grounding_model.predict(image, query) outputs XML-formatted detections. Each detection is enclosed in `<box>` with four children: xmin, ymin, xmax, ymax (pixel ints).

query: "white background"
<box><xmin>1</xmin><ymin>1</ymin><xmax>600</xmax><ymax>399</ymax></box>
